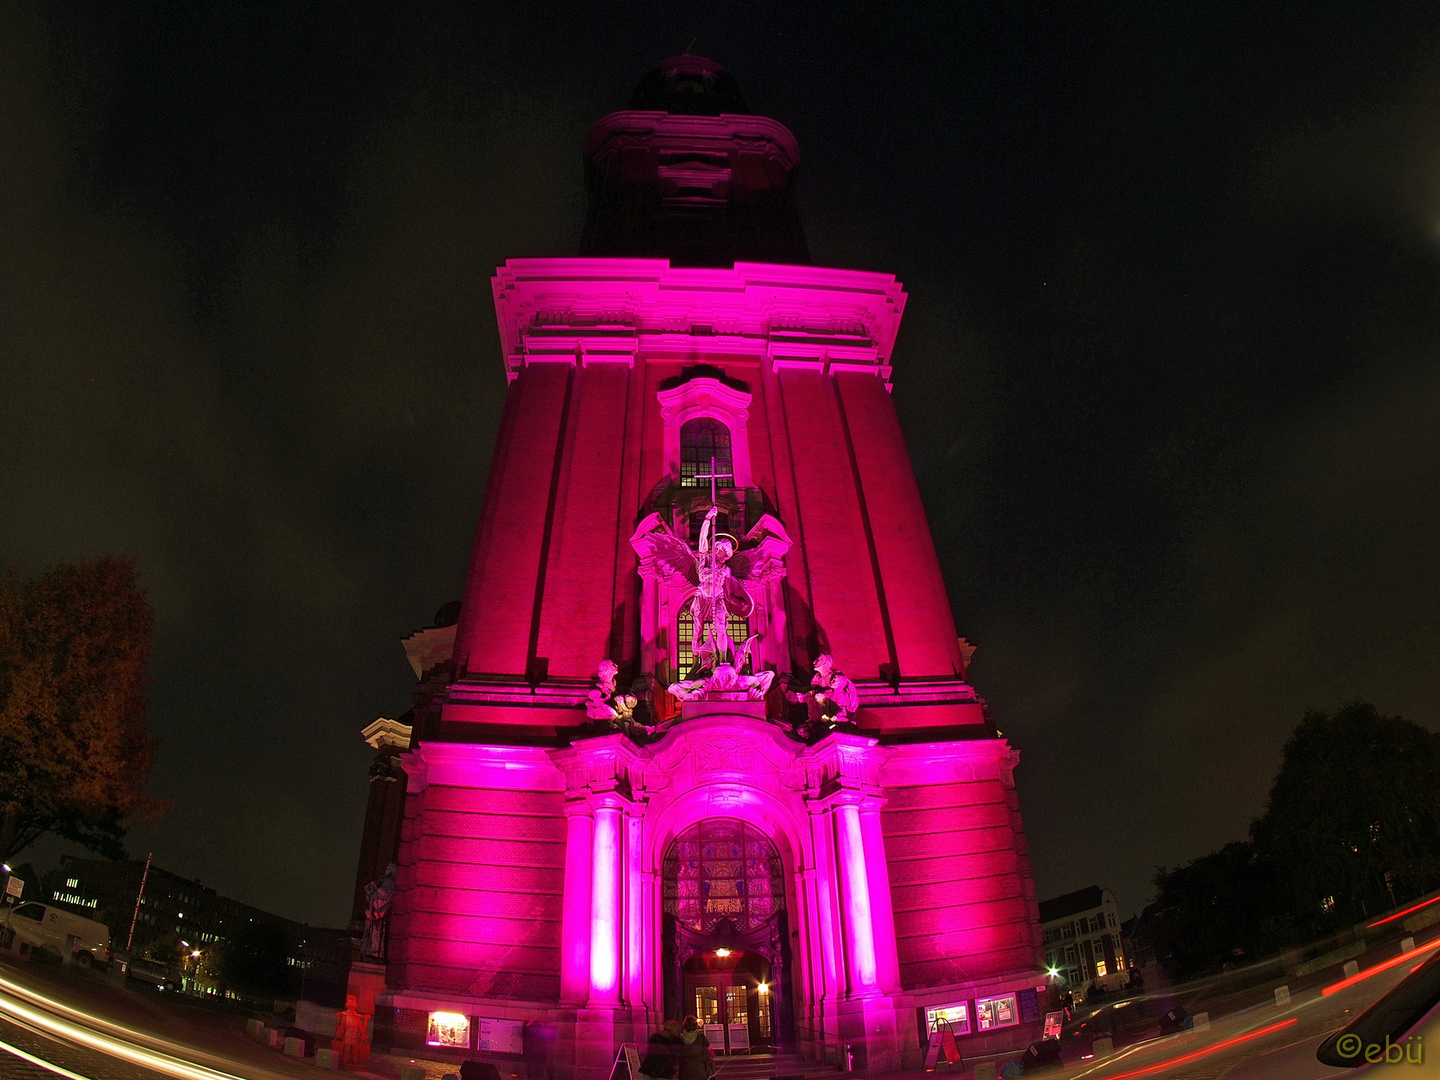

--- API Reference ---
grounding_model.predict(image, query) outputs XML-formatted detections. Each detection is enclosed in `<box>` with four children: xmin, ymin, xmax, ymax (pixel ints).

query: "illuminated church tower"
<box><xmin>371</xmin><ymin>57</ymin><xmax>1045</xmax><ymax>1076</ymax></box>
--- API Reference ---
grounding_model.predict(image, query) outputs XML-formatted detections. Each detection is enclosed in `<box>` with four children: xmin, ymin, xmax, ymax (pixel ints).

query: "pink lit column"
<box><xmin>560</xmin><ymin>803</ymin><xmax>595</xmax><ymax>1005</ymax></box>
<box><xmin>625</xmin><ymin>810</ymin><xmax>645</xmax><ymax>1014</ymax></box>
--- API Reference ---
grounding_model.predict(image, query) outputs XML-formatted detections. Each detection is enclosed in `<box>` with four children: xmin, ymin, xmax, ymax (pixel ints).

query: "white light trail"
<box><xmin>0</xmin><ymin>978</ymin><xmax>254</xmax><ymax>1080</ymax></box>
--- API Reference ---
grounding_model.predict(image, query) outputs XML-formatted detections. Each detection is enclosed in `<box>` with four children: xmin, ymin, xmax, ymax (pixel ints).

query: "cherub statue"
<box><xmin>632</xmin><ymin>505</ymin><xmax>785</xmax><ymax>668</ymax></box>
<box><xmin>585</xmin><ymin>659</ymin><xmax>641</xmax><ymax>730</ymax></box>
<box><xmin>811</xmin><ymin>654</ymin><xmax>859</xmax><ymax>724</ymax></box>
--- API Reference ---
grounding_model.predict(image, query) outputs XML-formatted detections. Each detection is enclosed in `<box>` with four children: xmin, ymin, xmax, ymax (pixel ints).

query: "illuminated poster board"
<box><xmin>1043</xmin><ymin>1011</ymin><xmax>1065</xmax><ymax>1041</ymax></box>
<box><xmin>975</xmin><ymin>994</ymin><xmax>1019</xmax><ymax>1031</ymax></box>
<box><xmin>427</xmin><ymin>1011</ymin><xmax>471</xmax><ymax>1049</ymax></box>
<box><xmin>924</xmin><ymin>1003</ymin><xmax>971</xmax><ymax>1036</ymax></box>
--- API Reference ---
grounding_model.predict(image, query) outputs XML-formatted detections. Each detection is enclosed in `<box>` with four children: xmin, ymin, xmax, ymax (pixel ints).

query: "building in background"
<box><xmin>356</xmin><ymin>55</ymin><xmax>1045</xmax><ymax>1079</ymax></box>
<box><xmin>1039</xmin><ymin>887</ymin><xmax>1127</xmax><ymax>990</ymax></box>
<box><xmin>350</xmin><ymin>603</ymin><xmax>459</xmax><ymax>930</ymax></box>
<box><xmin>42</xmin><ymin>856</ymin><xmax>352</xmax><ymax>1004</ymax></box>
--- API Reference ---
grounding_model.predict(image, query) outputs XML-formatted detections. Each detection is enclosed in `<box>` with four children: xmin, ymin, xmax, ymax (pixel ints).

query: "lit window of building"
<box><xmin>679</xmin><ymin>417</ymin><xmax>733</xmax><ymax>489</ymax></box>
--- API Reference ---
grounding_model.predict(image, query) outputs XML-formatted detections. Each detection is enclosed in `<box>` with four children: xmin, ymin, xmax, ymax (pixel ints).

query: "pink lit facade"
<box><xmin>370</xmin><ymin>58</ymin><xmax>1044</xmax><ymax>1078</ymax></box>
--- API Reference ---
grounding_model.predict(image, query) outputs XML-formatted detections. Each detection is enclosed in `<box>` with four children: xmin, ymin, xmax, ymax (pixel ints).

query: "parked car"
<box><xmin>124</xmin><ymin>954</ymin><xmax>178</xmax><ymax>992</ymax></box>
<box><xmin>1222</xmin><ymin>949</ymin><xmax>1440</xmax><ymax>1078</ymax></box>
<box><xmin>1</xmin><ymin>902</ymin><xmax>110</xmax><ymax>967</ymax></box>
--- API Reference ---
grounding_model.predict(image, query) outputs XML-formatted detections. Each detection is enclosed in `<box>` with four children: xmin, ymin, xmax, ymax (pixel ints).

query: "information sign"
<box><xmin>478</xmin><ymin>1018</ymin><xmax>525</xmax><ymax>1055</ymax></box>
<box><xmin>727</xmin><ymin>1022</ymin><xmax>749</xmax><ymax>1053</ymax></box>
<box><xmin>1018</xmin><ymin>987</ymin><xmax>1040</xmax><ymax>1024</ymax></box>
<box><xmin>609</xmin><ymin>1042</ymin><xmax>640</xmax><ymax>1080</ymax></box>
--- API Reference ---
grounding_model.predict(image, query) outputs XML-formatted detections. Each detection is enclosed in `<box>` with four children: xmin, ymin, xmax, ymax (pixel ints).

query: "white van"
<box><xmin>2</xmin><ymin>901</ymin><xmax>111</xmax><ymax>967</ymax></box>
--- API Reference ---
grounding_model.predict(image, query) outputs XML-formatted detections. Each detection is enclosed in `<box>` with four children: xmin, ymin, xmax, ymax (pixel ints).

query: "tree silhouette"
<box><xmin>1142</xmin><ymin>702</ymin><xmax>1440</xmax><ymax>978</ymax></box>
<box><xmin>1252</xmin><ymin>702</ymin><xmax>1440</xmax><ymax>926</ymax></box>
<box><xmin>0</xmin><ymin>556</ymin><xmax>166</xmax><ymax>860</ymax></box>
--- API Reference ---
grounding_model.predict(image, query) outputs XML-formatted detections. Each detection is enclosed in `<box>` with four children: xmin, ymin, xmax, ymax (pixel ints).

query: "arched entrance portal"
<box><xmin>662</xmin><ymin>819</ymin><xmax>795</xmax><ymax>1053</ymax></box>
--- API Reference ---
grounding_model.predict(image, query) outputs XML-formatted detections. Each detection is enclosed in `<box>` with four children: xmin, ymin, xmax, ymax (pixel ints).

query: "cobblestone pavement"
<box><xmin>0</xmin><ymin>1015</ymin><xmax>168</xmax><ymax>1080</ymax></box>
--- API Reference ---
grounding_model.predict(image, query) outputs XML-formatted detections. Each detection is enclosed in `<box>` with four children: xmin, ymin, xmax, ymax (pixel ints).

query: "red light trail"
<box><xmin>1322</xmin><ymin>941</ymin><xmax>1440</xmax><ymax>996</ymax></box>
<box><xmin>1367</xmin><ymin>894</ymin><xmax>1440</xmax><ymax>928</ymax></box>
<box><xmin>1081</xmin><ymin>1018</ymin><xmax>1298</xmax><ymax>1080</ymax></box>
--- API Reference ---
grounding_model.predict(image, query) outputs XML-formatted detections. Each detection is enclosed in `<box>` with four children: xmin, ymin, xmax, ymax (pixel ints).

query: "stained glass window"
<box><xmin>663</xmin><ymin>819</ymin><xmax>783</xmax><ymax>932</ymax></box>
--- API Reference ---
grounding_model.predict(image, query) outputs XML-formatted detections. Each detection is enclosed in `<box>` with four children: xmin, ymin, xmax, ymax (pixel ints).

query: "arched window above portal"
<box><xmin>657</xmin><ymin>375</ymin><xmax>753</xmax><ymax>490</ymax></box>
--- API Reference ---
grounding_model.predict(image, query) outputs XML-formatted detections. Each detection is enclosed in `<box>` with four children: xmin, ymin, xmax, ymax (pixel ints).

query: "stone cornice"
<box><xmin>491</xmin><ymin>259</ymin><xmax>906</xmax><ymax>387</ymax></box>
<box><xmin>400</xmin><ymin>623</ymin><xmax>456</xmax><ymax>681</ymax></box>
<box><xmin>583</xmin><ymin>110</ymin><xmax>801</xmax><ymax>172</ymax></box>
<box><xmin>361</xmin><ymin>715</ymin><xmax>413</xmax><ymax>751</ymax></box>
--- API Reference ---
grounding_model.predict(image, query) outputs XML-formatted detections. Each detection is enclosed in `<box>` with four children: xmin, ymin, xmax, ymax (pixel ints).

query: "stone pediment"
<box><xmin>644</xmin><ymin>707</ymin><xmax>806</xmax><ymax>794</ymax></box>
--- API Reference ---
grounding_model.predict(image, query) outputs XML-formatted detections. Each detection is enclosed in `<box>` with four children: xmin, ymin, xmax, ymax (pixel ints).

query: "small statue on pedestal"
<box><xmin>791</xmin><ymin>654</ymin><xmax>859</xmax><ymax>740</ymax></box>
<box><xmin>585</xmin><ymin>659</ymin><xmax>645</xmax><ymax>737</ymax></box>
<box><xmin>360</xmin><ymin>863</ymin><xmax>397</xmax><ymax>961</ymax></box>
<box><xmin>811</xmin><ymin>654</ymin><xmax>859</xmax><ymax>724</ymax></box>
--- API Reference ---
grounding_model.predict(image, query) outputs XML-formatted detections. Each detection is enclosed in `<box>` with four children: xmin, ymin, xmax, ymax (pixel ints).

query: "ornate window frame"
<box><xmin>657</xmin><ymin>377</ymin><xmax>753</xmax><ymax>488</ymax></box>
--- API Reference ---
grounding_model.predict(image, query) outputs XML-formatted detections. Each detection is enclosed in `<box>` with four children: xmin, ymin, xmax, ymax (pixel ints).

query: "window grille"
<box><xmin>680</xmin><ymin>417</ymin><xmax>733</xmax><ymax>488</ymax></box>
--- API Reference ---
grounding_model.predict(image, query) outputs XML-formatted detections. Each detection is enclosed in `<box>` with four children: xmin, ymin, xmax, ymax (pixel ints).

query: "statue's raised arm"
<box><xmin>698</xmin><ymin>505</ymin><xmax>719</xmax><ymax>555</ymax></box>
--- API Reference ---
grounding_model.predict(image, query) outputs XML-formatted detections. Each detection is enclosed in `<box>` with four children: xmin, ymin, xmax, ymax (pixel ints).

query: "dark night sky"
<box><xmin>4</xmin><ymin>2</ymin><xmax>1440</xmax><ymax>928</ymax></box>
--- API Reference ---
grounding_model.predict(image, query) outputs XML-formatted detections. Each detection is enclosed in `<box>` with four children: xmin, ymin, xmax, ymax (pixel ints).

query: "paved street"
<box><xmin>0</xmin><ymin>942</ymin><xmax>1430</xmax><ymax>1080</ymax></box>
<box><xmin>0</xmin><ymin>955</ymin><xmax>316</xmax><ymax>1080</ymax></box>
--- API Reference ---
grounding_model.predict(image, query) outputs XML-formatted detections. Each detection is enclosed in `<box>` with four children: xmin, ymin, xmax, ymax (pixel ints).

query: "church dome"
<box><xmin>630</xmin><ymin>55</ymin><xmax>750</xmax><ymax>116</ymax></box>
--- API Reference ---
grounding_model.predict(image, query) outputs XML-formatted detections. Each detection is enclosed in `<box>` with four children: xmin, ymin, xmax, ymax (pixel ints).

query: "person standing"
<box><xmin>676</xmin><ymin>1017</ymin><xmax>716</xmax><ymax>1080</ymax></box>
<box><xmin>640</xmin><ymin>1020</ymin><xmax>683</xmax><ymax>1080</ymax></box>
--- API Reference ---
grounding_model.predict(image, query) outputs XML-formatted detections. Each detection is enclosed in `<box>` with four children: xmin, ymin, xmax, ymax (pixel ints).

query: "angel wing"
<box><xmin>726</xmin><ymin>514</ymin><xmax>792</xmax><ymax>586</ymax></box>
<box><xmin>630</xmin><ymin>512</ymin><xmax>700</xmax><ymax>589</ymax></box>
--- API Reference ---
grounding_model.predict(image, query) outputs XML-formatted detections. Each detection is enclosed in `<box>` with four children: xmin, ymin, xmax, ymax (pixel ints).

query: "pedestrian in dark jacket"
<box><xmin>676</xmin><ymin>1017</ymin><xmax>715</xmax><ymax>1080</ymax></box>
<box><xmin>640</xmin><ymin>1020</ymin><xmax>683</xmax><ymax>1080</ymax></box>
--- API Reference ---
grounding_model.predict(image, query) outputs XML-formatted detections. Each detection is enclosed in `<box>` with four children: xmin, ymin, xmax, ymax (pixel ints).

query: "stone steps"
<box><xmin>713</xmin><ymin>1053</ymin><xmax>840</xmax><ymax>1080</ymax></box>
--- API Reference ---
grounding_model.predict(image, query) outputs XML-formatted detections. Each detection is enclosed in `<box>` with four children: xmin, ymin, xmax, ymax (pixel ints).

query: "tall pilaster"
<box><xmin>559</xmin><ymin>805</ymin><xmax>594</xmax><ymax>1006</ymax></box>
<box><xmin>550</xmin><ymin>736</ymin><xmax>644</xmax><ymax>1080</ymax></box>
<box><xmin>798</xmin><ymin>732</ymin><xmax>909</xmax><ymax>1071</ymax></box>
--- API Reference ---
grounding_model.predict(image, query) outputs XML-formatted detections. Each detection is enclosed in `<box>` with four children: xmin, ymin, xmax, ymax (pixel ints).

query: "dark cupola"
<box><xmin>579</xmin><ymin>56</ymin><xmax>809</xmax><ymax>267</ymax></box>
